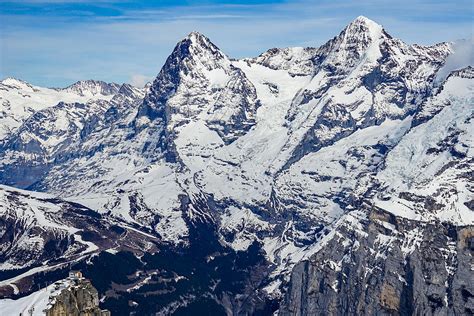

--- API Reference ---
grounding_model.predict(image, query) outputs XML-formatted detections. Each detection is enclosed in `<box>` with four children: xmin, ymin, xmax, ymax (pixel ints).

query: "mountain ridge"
<box><xmin>0</xmin><ymin>16</ymin><xmax>472</xmax><ymax>315</ymax></box>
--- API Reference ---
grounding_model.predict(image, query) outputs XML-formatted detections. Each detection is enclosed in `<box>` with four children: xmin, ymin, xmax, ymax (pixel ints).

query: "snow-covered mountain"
<box><xmin>62</xmin><ymin>80</ymin><xmax>121</xmax><ymax>97</ymax></box>
<box><xmin>0</xmin><ymin>79</ymin><xmax>120</xmax><ymax>141</ymax></box>
<box><xmin>0</xmin><ymin>83</ymin><xmax>145</xmax><ymax>188</ymax></box>
<box><xmin>0</xmin><ymin>16</ymin><xmax>472</xmax><ymax>315</ymax></box>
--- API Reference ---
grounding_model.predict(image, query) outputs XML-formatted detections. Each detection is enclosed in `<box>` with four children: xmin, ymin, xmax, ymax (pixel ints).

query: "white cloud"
<box><xmin>130</xmin><ymin>74</ymin><xmax>153</xmax><ymax>87</ymax></box>
<box><xmin>435</xmin><ymin>37</ymin><xmax>474</xmax><ymax>83</ymax></box>
<box><xmin>6</xmin><ymin>0</ymin><xmax>117</xmax><ymax>3</ymax></box>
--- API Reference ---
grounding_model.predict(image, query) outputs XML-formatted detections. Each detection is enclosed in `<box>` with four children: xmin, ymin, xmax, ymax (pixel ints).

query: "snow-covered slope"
<box><xmin>0</xmin><ymin>274</ymin><xmax>105</xmax><ymax>316</ymax></box>
<box><xmin>0</xmin><ymin>16</ymin><xmax>472</xmax><ymax>315</ymax></box>
<box><xmin>0</xmin><ymin>83</ymin><xmax>145</xmax><ymax>188</ymax></box>
<box><xmin>0</xmin><ymin>78</ymin><xmax>120</xmax><ymax>141</ymax></box>
<box><xmin>0</xmin><ymin>184</ymin><xmax>159</xmax><ymax>298</ymax></box>
<box><xmin>0</xmin><ymin>278</ymin><xmax>73</xmax><ymax>316</ymax></box>
<box><xmin>375</xmin><ymin>67</ymin><xmax>473</xmax><ymax>224</ymax></box>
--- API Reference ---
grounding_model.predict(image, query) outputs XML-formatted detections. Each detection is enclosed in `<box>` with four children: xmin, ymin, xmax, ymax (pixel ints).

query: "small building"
<box><xmin>68</xmin><ymin>270</ymin><xmax>83</xmax><ymax>279</ymax></box>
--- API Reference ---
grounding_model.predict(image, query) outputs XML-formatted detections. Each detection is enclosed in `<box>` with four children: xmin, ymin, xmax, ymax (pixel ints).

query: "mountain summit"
<box><xmin>63</xmin><ymin>79</ymin><xmax>121</xmax><ymax>96</ymax></box>
<box><xmin>349</xmin><ymin>15</ymin><xmax>383</xmax><ymax>29</ymax></box>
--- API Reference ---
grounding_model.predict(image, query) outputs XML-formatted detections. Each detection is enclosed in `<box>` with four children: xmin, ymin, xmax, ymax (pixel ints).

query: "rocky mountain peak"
<box><xmin>449</xmin><ymin>65</ymin><xmax>474</xmax><ymax>79</ymax></box>
<box><xmin>307</xmin><ymin>16</ymin><xmax>387</xmax><ymax>79</ymax></box>
<box><xmin>171</xmin><ymin>31</ymin><xmax>229</xmax><ymax>69</ymax></box>
<box><xmin>137</xmin><ymin>31</ymin><xmax>231</xmax><ymax>125</ymax></box>
<box><xmin>0</xmin><ymin>77</ymin><xmax>36</xmax><ymax>90</ymax></box>
<box><xmin>117</xmin><ymin>83</ymin><xmax>144</xmax><ymax>98</ymax></box>
<box><xmin>349</xmin><ymin>15</ymin><xmax>382</xmax><ymax>30</ymax></box>
<box><xmin>338</xmin><ymin>15</ymin><xmax>384</xmax><ymax>48</ymax></box>
<box><xmin>185</xmin><ymin>31</ymin><xmax>211</xmax><ymax>45</ymax></box>
<box><xmin>1</xmin><ymin>77</ymin><xmax>23</xmax><ymax>85</ymax></box>
<box><xmin>64</xmin><ymin>80</ymin><xmax>121</xmax><ymax>97</ymax></box>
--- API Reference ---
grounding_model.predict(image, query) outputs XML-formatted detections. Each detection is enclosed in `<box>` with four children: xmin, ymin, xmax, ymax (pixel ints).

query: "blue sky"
<box><xmin>0</xmin><ymin>0</ymin><xmax>472</xmax><ymax>87</ymax></box>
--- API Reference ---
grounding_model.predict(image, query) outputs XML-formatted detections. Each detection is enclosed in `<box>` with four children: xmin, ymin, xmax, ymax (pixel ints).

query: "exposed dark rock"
<box><xmin>279</xmin><ymin>208</ymin><xmax>474</xmax><ymax>316</ymax></box>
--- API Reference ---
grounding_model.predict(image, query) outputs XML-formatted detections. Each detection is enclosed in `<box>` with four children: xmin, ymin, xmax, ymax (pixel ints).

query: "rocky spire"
<box><xmin>311</xmin><ymin>16</ymin><xmax>386</xmax><ymax>74</ymax></box>
<box><xmin>137</xmin><ymin>32</ymin><xmax>231</xmax><ymax>122</ymax></box>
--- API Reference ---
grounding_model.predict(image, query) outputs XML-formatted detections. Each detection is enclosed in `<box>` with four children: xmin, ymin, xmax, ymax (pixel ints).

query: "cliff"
<box><xmin>279</xmin><ymin>207</ymin><xmax>474</xmax><ymax>315</ymax></box>
<box><xmin>46</xmin><ymin>276</ymin><xmax>110</xmax><ymax>316</ymax></box>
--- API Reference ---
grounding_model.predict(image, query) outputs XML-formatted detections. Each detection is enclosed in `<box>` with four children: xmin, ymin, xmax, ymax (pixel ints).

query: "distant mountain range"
<box><xmin>0</xmin><ymin>16</ymin><xmax>472</xmax><ymax>315</ymax></box>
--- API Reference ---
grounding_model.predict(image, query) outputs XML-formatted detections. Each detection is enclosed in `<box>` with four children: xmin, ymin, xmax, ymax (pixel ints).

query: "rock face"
<box><xmin>46</xmin><ymin>278</ymin><xmax>106</xmax><ymax>316</ymax></box>
<box><xmin>279</xmin><ymin>207</ymin><xmax>474</xmax><ymax>316</ymax></box>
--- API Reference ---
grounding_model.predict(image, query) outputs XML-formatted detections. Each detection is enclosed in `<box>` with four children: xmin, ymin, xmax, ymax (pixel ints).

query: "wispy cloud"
<box><xmin>0</xmin><ymin>0</ymin><xmax>128</xmax><ymax>3</ymax></box>
<box><xmin>130</xmin><ymin>74</ymin><xmax>153</xmax><ymax>87</ymax></box>
<box><xmin>1</xmin><ymin>0</ymin><xmax>472</xmax><ymax>87</ymax></box>
<box><xmin>436</xmin><ymin>37</ymin><xmax>474</xmax><ymax>83</ymax></box>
